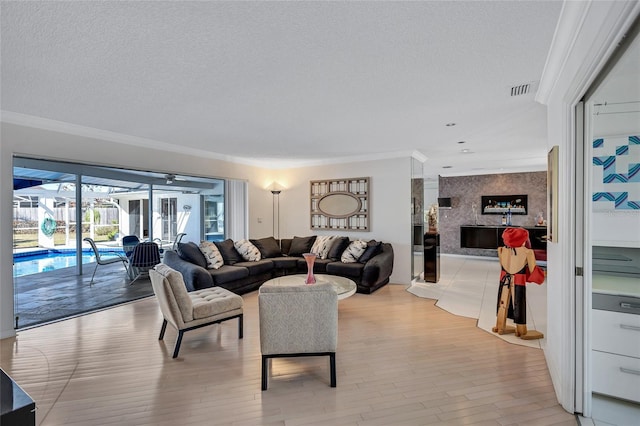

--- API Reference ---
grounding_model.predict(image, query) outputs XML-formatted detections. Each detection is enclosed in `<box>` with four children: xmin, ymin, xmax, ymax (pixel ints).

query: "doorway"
<box><xmin>579</xmin><ymin>18</ymin><xmax>640</xmax><ymax>422</ymax></box>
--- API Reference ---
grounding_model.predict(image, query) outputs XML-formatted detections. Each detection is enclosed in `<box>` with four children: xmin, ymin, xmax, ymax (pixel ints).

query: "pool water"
<box><xmin>13</xmin><ymin>250</ymin><xmax>125</xmax><ymax>277</ymax></box>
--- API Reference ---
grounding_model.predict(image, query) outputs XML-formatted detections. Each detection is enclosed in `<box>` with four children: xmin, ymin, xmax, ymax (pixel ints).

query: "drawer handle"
<box><xmin>620</xmin><ymin>324</ymin><xmax>640</xmax><ymax>332</ymax></box>
<box><xmin>620</xmin><ymin>367</ymin><xmax>640</xmax><ymax>376</ymax></box>
<box><xmin>620</xmin><ymin>302</ymin><xmax>640</xmax><ymax>310</ymax></box>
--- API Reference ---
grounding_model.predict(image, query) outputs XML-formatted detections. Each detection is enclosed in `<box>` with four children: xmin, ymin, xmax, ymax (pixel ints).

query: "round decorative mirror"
<box><xmin>318</xmin><ymin>192</ymin><xmax>361</xmax><ymax>218</ymax></box>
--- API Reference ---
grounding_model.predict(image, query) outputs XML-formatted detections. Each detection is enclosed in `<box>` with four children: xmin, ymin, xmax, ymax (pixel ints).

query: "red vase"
<box><xmin>302</xmin><ymin>253</ymin><xmax>316</xmax><ymax>284</ymax></box>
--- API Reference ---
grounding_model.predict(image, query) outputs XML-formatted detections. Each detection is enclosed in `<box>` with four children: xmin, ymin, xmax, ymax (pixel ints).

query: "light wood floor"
<box><xmin>0</xmin><ymin>284</ymin><xmax>576</xmax><ymax>426</ymax></box>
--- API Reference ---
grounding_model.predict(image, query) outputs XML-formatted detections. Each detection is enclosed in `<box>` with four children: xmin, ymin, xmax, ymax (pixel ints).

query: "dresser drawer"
<box><xmin>592</xmin><ymin>350</ymin><xmax>640</xmax><ymax>403</ymax></box>
<box><xmin>592</xmin><ymin>309</ymin><xmax>640</xmax><ymax>358</ymax></box>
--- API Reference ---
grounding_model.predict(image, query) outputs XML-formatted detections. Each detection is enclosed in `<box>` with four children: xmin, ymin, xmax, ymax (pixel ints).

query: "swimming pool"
<box><xmin>13</xmin><ymin>249</ymin><xmax>126</xmax><ymax>277</ymax></box>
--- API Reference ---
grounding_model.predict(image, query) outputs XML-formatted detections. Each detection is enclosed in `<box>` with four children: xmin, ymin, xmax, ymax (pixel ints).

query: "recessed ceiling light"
<box><xmin>442</xmin><ymin>165</ymin><xmax>452</xmax><ymax>168</ymax></box>
<box><xmin>445</xmin><ymin>123</ymin><xmax>456</xmax><ymax>127</ymax></box>
<box><xmin>457</xmin><ymin>141</ymin><xmax>466</xmax><ymax>144</ymax></box>
<box><xmin>461</xmin><ymin>148</ymin><xmax>472</xmax><ymax>153</ymax></box>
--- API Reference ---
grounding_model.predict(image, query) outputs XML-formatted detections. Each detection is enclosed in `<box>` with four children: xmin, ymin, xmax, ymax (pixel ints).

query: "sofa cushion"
<box><xmin>234</xmin><ymin>239</ymin><xmax>262</xmax><ymax>261</ymax></box>
<box><xmin>250</xmin><ymin>237</ymin><xmax>283</xmax><ymax>258</ymax></box>
<box><xmin>177</xmin><ymin>242</ymin><xmax>207</xmax><ymax>269</ymax></box>
<box><xmin>310</xmin><ymin>235</ymin><xmax>337</xmax><ymax>259</ymax></box>
<box><xmin>270</xmin><ymin>256</ymin><xmax>299</xmax><ymax>270</ymax></box>
<box><xmin>235</xmin><ymin>260</ymin><xmax>273</xmax><ymax>276</ymax></box>
<box><xmin>359</xmin><ymin>240</ymin><xmax>382</xmax><ymax>263</ymax></box>
<box><xmin>198</xmin><ymin>241</ymin><xmax>224</xmax><ymax>269</ymax></box>
<box><xmin>287</xmin><ymin>236</ymin><xmax>317</xmax><ymax>256</ymax></box>
<box><xmin>341</xmin><ymin>240</ymin><xmax>368</xmax><ymax>263</ymax></box>
<box><xmin>297</xmin><ymin>257</ymin><xmax>332</xmax><ymax>273</ymax></box>
<box><xmin>214</xmin><ymin>239</ymin><xmax>243</xmax><ymax>265</ymax></box>
<box><xmin>327</xmin><ymin>237</ymin><xmax>350</xmax><ymax>261</ymax></box>
<box><xmin>326</xmin><ymin>261</ymin><xmax>365</xmax><ymax>279</ymax></box>
<box><xmin>209</xmin><ymin>265</ymin><xmax>250</xmax><ymax>285</ymax></box>
<box><xmin>280</xmin><ymin>239</ymin><xmax>292</xmax><ymax>255</ymax></box>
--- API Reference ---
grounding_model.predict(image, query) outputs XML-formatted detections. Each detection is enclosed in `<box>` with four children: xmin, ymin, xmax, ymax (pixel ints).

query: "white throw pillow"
<box><xmin>198</xmin><ymin>241</ymin><xmax>224</xmax><ymax>269</ymax></box>
<box><xmin>341</xmin><ymin>240</ymin><xmax>368</xmax><ymax>263</ymax></box>
<box><xmin>310</xmin><ymin>235</ymin><xmax>337</xmax><ymax>259</ymax></box>
<box><xmin>234</xmin><ymin>239</ymin><xmax>261</xmax><ymax>261</ymax></box>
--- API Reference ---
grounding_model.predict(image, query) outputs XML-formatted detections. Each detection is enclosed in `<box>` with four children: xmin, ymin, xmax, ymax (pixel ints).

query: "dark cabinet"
<box><xmin>460</xmin><ymin>226</ymin><xmax>547</xmax><ymax>250</ymax></box>
<box><xmin>1</xmin><ymin>369</ymin><xmax>35</xmax><ymax>426</ymax></box>
<box><xmin>424</xmin><ymin>232</ymin><xmax>440</xmax><ymax>282</ymax></box>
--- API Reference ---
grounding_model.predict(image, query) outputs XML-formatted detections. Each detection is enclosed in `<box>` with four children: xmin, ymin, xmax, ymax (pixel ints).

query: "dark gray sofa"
<box><xmin>163</xmin><ymin>236</ymin><xmax>394</xmax><ymax>295</ymax></box>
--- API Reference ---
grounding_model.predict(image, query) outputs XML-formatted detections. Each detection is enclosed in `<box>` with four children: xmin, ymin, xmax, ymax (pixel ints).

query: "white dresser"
<box><xmin>592</xmin><ymin>269</ymin><xmax>640</xmax><ymax>404</ymax></box>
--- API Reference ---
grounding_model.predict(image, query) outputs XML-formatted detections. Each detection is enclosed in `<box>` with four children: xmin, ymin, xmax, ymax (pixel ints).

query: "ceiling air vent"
<box><xmin>510</xmin><ymin>81</ymin><xmax>538</xmax><ymax>97</ymax></box>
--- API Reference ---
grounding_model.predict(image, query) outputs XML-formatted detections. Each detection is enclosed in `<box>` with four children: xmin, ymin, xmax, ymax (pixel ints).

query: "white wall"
<box><xmin>536</xmin><ymin>0</ymin><xmax>640</xmax><ymax>415</ymax></box>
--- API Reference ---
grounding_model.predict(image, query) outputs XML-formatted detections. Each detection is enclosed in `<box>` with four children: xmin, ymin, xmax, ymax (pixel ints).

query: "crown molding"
<box><xmin>0</xmin><ymin>110</ymin><xmax>248</xmax><ymax>164</ymax></box>
<box><xmin>2</xmin><ymin>111</ymin><xmax>423</xmax><ymax>170</ymax></box>
<box><xmin>536</xmin><ymin>0</ymin><xmax>640</xmax><ymax>106</ymax></box>
<box><xmin>411</xmin><ymin>150</ymin><xmax>428</xmax><ymax>163</ymax></box>
<box><xmin>536</xmin><ymin>1</ymin><xmax>590</xmax><ymax>105</ymax></box>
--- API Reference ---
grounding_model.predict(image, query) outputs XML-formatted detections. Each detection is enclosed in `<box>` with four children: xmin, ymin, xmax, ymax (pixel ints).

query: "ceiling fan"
<box><xmin>164</xmin><ymin>174</ymin><xmax>188</xmax><ymax>185</ymax></box>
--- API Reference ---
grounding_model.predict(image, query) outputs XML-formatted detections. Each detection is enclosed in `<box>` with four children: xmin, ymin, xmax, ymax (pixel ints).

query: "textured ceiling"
<box><xmin>1</xmin><ymin>1</ymin><xmax>563</xmax><ymax>176</ymax></box>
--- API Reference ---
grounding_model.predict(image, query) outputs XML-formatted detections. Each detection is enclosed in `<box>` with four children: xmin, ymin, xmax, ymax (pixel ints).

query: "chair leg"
<box><xmin>159</xmin><ymin>319</ymin><xmax>168</xmax><ymax>340</ymax></box>
<box><xmin>261</xmin><ymin>356</ymin><xmax>269</xmax><ymax>391</ymax></box>
<box><xmin>330</xmin><ymin>353</ymin><xmax>336</xmax><ymax>388</ymax></box>
<box><xmin>123</xmin><ymin>260</ymin><xmax>132</xmax><ymax>280</ymax></box>
<box><xmin>172</xmin><ymin>330</ymin><xmax>184</xmax><ymax>358</ymax></box>
<box><xmin>238</xmin><ymin>314</ymin><xmax>243</xmax><ymax>339</ymax></box>
<box><xmin>129</xmin><ymin>266</ymin><xmax>142</xmax><ymax>285</ymax></box>
<box><xmin>89</xmin><ymin>264</ymin><xmax>98</xmax><ymax>285</ymax></box>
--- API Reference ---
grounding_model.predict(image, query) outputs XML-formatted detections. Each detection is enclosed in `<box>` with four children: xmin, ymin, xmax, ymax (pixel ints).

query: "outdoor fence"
<box><xmin>13</xmin><ymin>207</ymin><xmax>120</xmax><ymax>236</ymax></box>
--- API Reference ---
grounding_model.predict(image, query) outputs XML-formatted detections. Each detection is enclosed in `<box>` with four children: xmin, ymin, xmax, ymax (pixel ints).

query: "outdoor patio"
<box><xmin>13</xmin><ymin>260</ymin><xmax>154</xmax><ymax>329</ymax></box>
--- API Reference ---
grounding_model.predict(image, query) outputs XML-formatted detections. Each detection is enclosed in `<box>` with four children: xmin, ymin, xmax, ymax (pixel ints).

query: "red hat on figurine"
<box><xmin>502</xmin><ymin>227</ymin><xmax>529</xmax><ymax>248</ymax></box>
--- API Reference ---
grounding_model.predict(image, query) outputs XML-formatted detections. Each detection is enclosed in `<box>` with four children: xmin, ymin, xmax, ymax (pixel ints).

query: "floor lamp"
<box><xmin>271</xmin><ymin>189</ymin><xmax>281</xmax><ymax>243</ymax></box>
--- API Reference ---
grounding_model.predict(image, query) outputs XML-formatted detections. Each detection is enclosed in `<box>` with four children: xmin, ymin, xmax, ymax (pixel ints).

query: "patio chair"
<box><xmin>172</xmin><ymin>233</ymin><xmax>187</xmax><ymax>251</ymax></box>
<box><xmin>83</xmin><ymin>237</ymin><xmax>130</xmax><ymax>285</ymax></box>
<box><xmin>122</xmin><ymin>235</ymin><xmax>140</xmax><ymax>258</ymax></box>
<box><xmin>129</xmin><ymin>241</ymin><xmax>162</xmax><ymax>284</ymax></box>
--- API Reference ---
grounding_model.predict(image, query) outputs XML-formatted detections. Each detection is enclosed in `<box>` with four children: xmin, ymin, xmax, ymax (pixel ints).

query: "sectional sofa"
<box><xmin>162</xmin><ymin>236</ymin><xmax>394</xmax><ymax>295</ymax></box>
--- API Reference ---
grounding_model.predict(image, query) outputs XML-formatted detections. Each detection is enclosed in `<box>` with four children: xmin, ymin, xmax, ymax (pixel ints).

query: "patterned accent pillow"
<box><xmin>234</xmin><ymin>239</ymin><xmax>262</xmax><ymax>261</ymax></box>
<box><xmin>341</xmin><ymin>240</ymin><xmax>368</xmax><ymax>263</ymax></box>
<box><xmin>310</xmin><ymin>235</ymin><xmax>337</xmax><ymax>259</ymax></box>
<box><xmin>198</xmin><ymin>241</ymin><xmax>224</xmax><ymax>270</ymax></box>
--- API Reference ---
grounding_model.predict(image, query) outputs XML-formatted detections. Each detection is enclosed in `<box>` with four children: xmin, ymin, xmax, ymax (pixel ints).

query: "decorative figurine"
<box><xmin>493</xmin><ymin>227</ymin><xmax>546</xmax><ymax>340</ymax></box>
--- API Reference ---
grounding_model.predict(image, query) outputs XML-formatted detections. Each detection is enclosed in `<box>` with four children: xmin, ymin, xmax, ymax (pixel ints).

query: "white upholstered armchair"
<box><xmin>258</xmin><ymin>281</ymin><xmax>338</xmax><ymax>390</ymax></box>
<box><xmin>150</xmin><ymin>264</ymin><xmax>244</xmax><ymax>358</ymax></box>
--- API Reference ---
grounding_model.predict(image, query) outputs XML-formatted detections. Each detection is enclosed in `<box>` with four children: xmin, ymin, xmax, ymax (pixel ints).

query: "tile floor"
<box><xmin>13</xmin><ymin>261</ymin><xmax>153</xmax><ymax>329</ymax></box>
<box><xmin>408</xmin><ymin>254</ymin><xmax>547</xmax><ymax>350</ymax></box>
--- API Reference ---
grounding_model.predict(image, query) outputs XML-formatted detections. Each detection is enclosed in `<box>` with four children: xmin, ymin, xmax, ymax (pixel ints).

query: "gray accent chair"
<box><xmin>150</xmin><ymin>264</ymin><xmax>244</xmax><ymax>358</ymax></box>
<box><xmin>258</xmin><ymin>281</ymin><xmax>338</xmax><ymax>390</ymax></box>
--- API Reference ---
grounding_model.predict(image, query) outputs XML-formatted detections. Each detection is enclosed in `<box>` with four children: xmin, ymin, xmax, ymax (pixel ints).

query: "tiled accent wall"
<box><xmin>592</xmin><ymin>135</ymin><xmax>640</xmax><ymax>210</ymax></box>
<box><xmin>438</xmin><ymin>172</ymin><xmax>547</xmax><ymax>256</ymax></box>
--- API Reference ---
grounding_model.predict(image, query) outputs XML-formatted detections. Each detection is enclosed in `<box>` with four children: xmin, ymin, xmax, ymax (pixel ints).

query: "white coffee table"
<box><xmin>263</xmin><ymin>274</ymin><xmax>357</xmax><ymax>300</ymax></box>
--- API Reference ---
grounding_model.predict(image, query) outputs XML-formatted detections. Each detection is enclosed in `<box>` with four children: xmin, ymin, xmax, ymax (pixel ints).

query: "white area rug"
<box><xmin>408</xmin><ymin>255</ymin><xmax>546</xmax><ymax>349</ymax></box>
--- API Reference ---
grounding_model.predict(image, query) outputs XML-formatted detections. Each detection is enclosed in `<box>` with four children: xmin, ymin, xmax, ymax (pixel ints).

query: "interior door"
<box><xmin>161</xmin><ymin>197</ymin><xmax>177</xmax><ymax>242</ymax></box>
